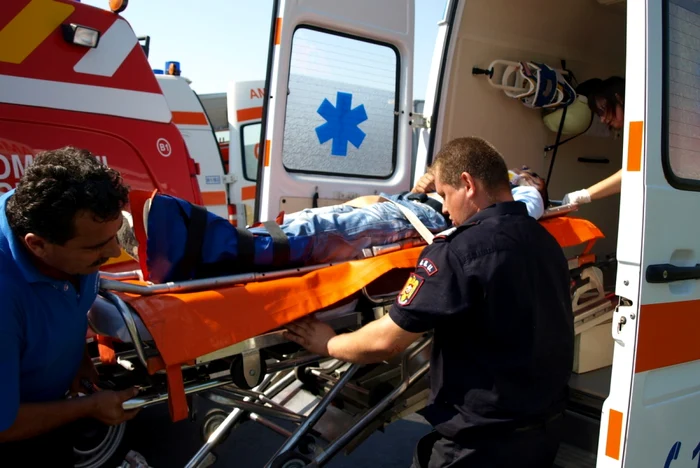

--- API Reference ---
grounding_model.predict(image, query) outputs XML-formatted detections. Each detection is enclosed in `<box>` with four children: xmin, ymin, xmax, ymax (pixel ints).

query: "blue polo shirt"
<box><xmin>0</xmin><ymin>190</ymin><xmax>100</xmax><ymax>432</ymax></box>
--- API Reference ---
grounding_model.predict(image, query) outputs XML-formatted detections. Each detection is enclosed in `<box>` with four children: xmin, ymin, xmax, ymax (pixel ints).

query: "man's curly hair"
<box><xmin>6</xmin><ymin>147</ymin><xmax>129</xmax><ymax>245</ymax></box>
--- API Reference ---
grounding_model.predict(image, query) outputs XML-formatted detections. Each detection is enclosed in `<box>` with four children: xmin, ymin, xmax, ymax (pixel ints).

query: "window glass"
<box><xmin>241</xmin><ymin>123</ymin><xmax>261</xmax><ymax>182</ymax></box>
<box><xmin>282</xmin><ymin>27</ymin><xmax>399</xmax><ymax>178</ymax></box>
<box><xmin>666</xmin><ymin>0</ymin><xmax>700</xmax><ymax>184</ymax></box>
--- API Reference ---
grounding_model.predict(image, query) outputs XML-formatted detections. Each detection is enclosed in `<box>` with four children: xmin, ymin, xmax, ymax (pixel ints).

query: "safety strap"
<box><xmin>263</xmin><ymin>220</ymin><xmax>290</xmax><ymax>266</ymax></box>
<box><xmin>174</xmin><ymin>203</ymin><xmax>208</xmax><ymax>280</ymax></box>
<box><xmin>235</xmin><ymin>226</ymin><xmax>255</xmax><ymax>267</ymax></box>
<box><xmin>379</xmin><ymin>196</ymin><xmax>434</xmax><ymax>245</ymax></box>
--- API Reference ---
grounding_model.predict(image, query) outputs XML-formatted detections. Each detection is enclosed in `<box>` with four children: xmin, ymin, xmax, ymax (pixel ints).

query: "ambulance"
<box><xmin>255</xmin><ymin>0</ymin><xmax>699</xmax><ymax>466</ymax></box>
<box><xmin>0</xmin><ymin>0</ymin><xmax>697</xmax><ymax>467</ymax></box>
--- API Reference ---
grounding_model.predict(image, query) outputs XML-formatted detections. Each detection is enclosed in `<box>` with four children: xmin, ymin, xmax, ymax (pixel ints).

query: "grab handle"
<box><xmin>646</xmin><ymin>263</ymin><xmax>700</xmax><ymax>283</ymax></box>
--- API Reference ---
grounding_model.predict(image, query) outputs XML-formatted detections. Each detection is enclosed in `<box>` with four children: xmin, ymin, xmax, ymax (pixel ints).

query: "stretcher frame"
<box><xmin>90</xmin><ymin>244</ymin><xmax>434</xmax><ymax>468</ymax></box>
<box><xmin>86</xmin><ymin>210</ymin><xmax>616</xmax><ymax>468</ymax></box>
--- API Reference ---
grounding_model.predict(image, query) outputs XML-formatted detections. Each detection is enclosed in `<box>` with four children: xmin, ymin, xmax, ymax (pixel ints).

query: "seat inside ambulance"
<box><xmin>433</xmin><ymin>0</ymin><xmax>627</xmax><ymax>458</ymax></box>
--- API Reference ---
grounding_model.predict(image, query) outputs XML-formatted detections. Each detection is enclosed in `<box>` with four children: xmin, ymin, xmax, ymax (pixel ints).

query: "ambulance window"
<box><xmin>281</xmin><ymin>27</ymin><xmax>399</xmax><ymax>179</ymax></box>
<box><xmin>241</xmin><ymin>123</ymin><xmax>261</xmax><ymax>182</ymax></box>
<box><xmin>664</xmin><ymin>0</ymin><xmax>700</xmax><ymax>188</ymax></box>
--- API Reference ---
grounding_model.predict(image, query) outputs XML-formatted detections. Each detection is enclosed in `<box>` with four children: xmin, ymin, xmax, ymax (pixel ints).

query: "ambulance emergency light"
<box><xmin>61</xmin><ymin>23</ymin><xmax>100</xmax><ymax>48</ymax></box>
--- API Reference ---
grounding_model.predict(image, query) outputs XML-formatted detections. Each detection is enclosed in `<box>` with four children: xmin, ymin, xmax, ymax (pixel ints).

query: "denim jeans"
<box><xmin>145</xmin><ymin>192</ymin><xmax>448</xmax><ymax>283</ymax></box>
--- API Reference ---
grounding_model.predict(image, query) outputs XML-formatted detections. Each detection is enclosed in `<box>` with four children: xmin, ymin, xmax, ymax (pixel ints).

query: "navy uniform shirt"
<box><xmin>0</xmin><ymin>190</ymin><xmax>100</xmax><ymax>432</ymax></box>
<box><xmin>389</xmin><ymin>201</ymin><xmax>574</xmax><ymax>441</ymax></box>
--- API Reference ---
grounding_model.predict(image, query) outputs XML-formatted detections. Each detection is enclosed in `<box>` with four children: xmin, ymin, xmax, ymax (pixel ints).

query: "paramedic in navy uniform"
<box><xmin>285</xmin><ymin>136</ymin><xmax>575</xmax><ymax>467</ymax></box>
<box><xmin>0</xmin><ymin>147</ymin><xmax>140</xmax><ymax>466</ymax></box>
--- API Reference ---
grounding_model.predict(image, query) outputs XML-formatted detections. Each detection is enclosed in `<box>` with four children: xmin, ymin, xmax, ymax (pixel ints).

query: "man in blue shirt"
<box><xmin>0</xmin><ymin>147</ymin><xmax>140</xmax><ymax>466</ymax></box>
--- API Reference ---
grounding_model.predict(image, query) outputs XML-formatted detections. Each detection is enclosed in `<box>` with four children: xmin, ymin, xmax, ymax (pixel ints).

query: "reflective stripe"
<box><xmin>0</xmin><ymin>74</ymin><xmax>172</xmax><ymax>122</ymax></box>
<box><xmin>74</xmin><ymin>19</ymin><xmax>138</xmax><ymax>77</ymax></box>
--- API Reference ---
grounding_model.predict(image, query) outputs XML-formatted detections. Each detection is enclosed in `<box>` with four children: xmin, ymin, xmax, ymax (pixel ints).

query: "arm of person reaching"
<box><xmin>284</xmin><ymin>241</ymin><xmax>470</xmax><ymax>364</ymax></box>
<box><xmin>0</xmin><ymin>291</ymin><xmax>140</xmax><ymax>442</ymax></box>
<box><xmin>284</xmin><ymin>313</ymin><xmax>422</xmax><ymax>364</ymax></box>
<box><xmin>0</xmin><ymin>389</ymin><xmax>140</xmax><ymax>443</ymax></box>
<box><xmin>563</xmin><ymin>169</ymin><xmax>622</xmax><ymax>205</ymax></box>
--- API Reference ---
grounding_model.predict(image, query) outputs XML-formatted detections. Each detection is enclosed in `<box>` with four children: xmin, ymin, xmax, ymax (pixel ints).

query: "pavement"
<box><xmin>116</xmin><ymin>402</ymin><xmax>432</xmax><ymax>468</ymax></box>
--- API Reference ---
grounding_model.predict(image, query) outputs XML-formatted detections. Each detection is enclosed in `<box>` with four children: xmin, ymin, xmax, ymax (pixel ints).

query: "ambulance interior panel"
<box><xmin>440</xmin><ymin>0</ymin><xmax>626</xmax><ymax>259</ymax></box>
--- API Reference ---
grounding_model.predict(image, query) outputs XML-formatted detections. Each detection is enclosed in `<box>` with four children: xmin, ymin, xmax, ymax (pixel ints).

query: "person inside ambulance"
<box><xmin>0</xmin><ymin>147</ymin><xmax>140</xmax><ymax>466</ymax></box>
<box><xmin>562</xmin><ymin>76</ymin><xmax>626</xmax><ymax>205</ymax></box>
<box><xmin>284</xmin><ymin>136</ymin><xmax>574</xmax><ymax>468</ymax></box>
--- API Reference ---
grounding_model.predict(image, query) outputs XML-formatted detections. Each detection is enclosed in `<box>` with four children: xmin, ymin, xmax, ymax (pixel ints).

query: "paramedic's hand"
<box><xmin>562</xmin><ymin>189</ymin><xmax>591</xmax><ymax>205</ymax></box>
<box><xmin>88</xmin><ymin>387</ymin><xmax>141</xmax><ymax>426</ymax></box>
<box><xmin>411</xmin><ymin>172</ymin><xmax>435</xmax><ymax>194</ymax></box>
<box><xmin>283</xmin><ymin>317</ymin><xmax>336</xmax><ymax>357</ymax></box>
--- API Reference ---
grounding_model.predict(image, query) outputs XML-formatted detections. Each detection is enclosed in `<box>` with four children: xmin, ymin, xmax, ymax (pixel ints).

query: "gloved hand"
<box><xmin>562</xmin><ymin>189</ymin><xmax>591</xmax><ymax>205</ymax></box>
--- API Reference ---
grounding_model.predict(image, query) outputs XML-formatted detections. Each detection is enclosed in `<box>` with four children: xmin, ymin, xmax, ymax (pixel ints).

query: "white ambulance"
<box><xmin>146</xmin><ymin>76</ymin><xmax>262</xmax><ymax>227</ymax></box>
<box><xmin>253</xmin><ymin>0</ymin><xmax>700</xmax><ymax>466</ymax></box>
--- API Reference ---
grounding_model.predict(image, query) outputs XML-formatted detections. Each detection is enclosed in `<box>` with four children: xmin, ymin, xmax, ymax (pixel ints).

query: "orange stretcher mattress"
<box><xmin>116</xmin><ymin>212</ymin><xmax>604</xmax><ymax>421</ymax></box>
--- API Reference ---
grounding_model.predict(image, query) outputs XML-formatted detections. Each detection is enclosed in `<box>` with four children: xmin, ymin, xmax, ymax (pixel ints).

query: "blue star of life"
<box><xmin>315</xmin><ymin>91</ymin><xmax>368</xmax><ymax>156</ymax></box>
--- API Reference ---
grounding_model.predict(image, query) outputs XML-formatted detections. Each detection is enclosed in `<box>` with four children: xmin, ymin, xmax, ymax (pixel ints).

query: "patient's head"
<box><xmin>510</xmin><ymin>167</ymin><xmax>549</xmax><ymax>207</ymax></box>
<box><xmin>431</xmin><ymin>137</ymin><xmax>512</xmax><ymax>225</ymax></box>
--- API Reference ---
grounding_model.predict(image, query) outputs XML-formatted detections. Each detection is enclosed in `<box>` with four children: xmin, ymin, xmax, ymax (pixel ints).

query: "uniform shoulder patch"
<box><xmin>417</xmin><ymin>257</ymin><xmax>438</xmax><ymax>276</ymax></box>
<box><xmin>396</xmin><ymin>272</ymin><xmax>424</xmax><ymax>307</ymax></box>
<box><xmin>433</xmin><ymin>227</ymin><xmax>457</xmax><ymax>241</ymax></box>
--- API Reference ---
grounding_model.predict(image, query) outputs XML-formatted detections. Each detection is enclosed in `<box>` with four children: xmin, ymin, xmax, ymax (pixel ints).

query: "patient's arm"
<box><xmin>284</xmin><ymin>314</ymin><xmax>422</xmax><ymax>365</ymax></box>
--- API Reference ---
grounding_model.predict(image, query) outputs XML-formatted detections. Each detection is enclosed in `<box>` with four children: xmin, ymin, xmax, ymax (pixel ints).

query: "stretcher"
<box><xmin>82</xmin><ymin>204</ymin><xmax>616</xmax><ymax>468</ymax></box>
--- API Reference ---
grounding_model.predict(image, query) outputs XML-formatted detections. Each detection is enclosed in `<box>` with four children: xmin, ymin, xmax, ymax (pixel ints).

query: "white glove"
<box><xmin>562</xmin><ymin>189</ymin><xmax>591</xmax><ymax>205</ymax></box>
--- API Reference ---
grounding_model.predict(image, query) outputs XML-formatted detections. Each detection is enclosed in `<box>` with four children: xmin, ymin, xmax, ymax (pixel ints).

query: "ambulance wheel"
<box><xmin>269</xmin><ymin>451</ymin><xmax>312</xmax><ymax>468</ymax></box>
<box><xmin>230</xmin><ymin>352</ymin><xmax>267</xmax><ymax>389</ymax></box>
<box><xmin>200</xmin><ymin>408</ymin><xmax>235</xmax><ymax>443</ymax></box>
<box><xmin>73</xmin><ymin>419</ymin><xmax>128</xmax><ymax>468</ymax></box>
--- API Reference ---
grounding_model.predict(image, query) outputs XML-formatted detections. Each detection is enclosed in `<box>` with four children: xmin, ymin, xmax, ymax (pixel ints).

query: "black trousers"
<box><xmin>411</xmin><ymin>415</ymin><xmax>564</xmax><ymax>468</ymax></box>
<box><xmin>0</xmin><ymin>423</ymin><xmax>77</xmax><ymax>467</ymax></box>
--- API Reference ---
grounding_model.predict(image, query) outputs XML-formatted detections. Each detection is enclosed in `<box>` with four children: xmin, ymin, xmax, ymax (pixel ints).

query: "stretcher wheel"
<box><xmin>200</xmin><ymin>408</ymin><xmax>234</xmax><ymax>443</ymax></box>
<box><xmin>269</xmin><ymin>451</ymin><xmax>312</xmax><ymax>468</ymax></box>
<box><xmin>230</xmin><ymin>351</ymin><xmax>267</xmax><ymax>389</ymax></box>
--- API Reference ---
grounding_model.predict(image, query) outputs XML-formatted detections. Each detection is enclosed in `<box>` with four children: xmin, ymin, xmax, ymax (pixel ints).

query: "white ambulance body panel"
<box><xmin>156</xmin><ymin>75</ymin><xmax>229</xmax><ymax>218</ymax></box>
<box><xmin>227</xmin><ymin>79</ymin><xmax>265</xmax><ymax>226</ymax></box>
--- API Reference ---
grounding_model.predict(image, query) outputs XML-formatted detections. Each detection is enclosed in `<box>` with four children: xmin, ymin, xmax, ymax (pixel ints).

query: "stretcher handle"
<box><xmin>101</xmin><ymin>290</ymin><xmax>148</xmax><ymax>370</ymax></box>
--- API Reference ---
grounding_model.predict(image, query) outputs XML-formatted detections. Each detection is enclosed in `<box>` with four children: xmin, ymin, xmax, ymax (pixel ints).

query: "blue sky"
<box><xmin>78</xmin><ymin>0</ymin><xmax>445</xmax><ymax>99</ymax></box>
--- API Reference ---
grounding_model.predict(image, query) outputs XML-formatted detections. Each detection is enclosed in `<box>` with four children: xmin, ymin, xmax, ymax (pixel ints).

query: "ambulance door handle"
<box><xmin>646</xmin><ymin>263</ymin><xmax>700</xmax><ymax>284</ymax></box>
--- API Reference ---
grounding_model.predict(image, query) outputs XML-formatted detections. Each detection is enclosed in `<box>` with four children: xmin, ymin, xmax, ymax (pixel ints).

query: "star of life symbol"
<box><xmin>315</xmin><ymin>91</ymin><xmax>368</xmax><ymax>156</ymax></box>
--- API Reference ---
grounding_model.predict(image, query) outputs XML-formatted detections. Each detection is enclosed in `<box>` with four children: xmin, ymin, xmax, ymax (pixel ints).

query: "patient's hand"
<box><xmin>411</xmin><ymin>172</ymin><xmax>435</xmax><ymax>194</ymax></box>
<box><xmin>283</xmin><ymin>317</ymin><xmax>336</xmax><ymax>357</ymax></box>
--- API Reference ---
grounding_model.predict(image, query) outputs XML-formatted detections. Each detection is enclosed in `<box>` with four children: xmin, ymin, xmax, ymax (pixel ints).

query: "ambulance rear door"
<box><xmin>256</xmin><ymin>0</ymin><xmax>416</xmax><ymax>222</ymax></box>
<box><xmin>227</xmin><ymin>79</ymin><xmax>265</xmax><ymax>226</ymax></box>
<box><xmin>598</xmin><ymin>1</ymin><xmax>700</xmax><ymax>466</ymax></box>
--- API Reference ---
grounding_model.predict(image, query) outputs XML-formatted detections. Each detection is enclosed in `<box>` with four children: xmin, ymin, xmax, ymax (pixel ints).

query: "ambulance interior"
<box><xmin>434</xmin><ymin>0</ymin><xmax>627</xmax><ymax>456</ymax></box>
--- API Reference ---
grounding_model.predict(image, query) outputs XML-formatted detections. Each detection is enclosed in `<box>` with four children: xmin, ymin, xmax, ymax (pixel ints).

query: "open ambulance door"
<box><xmin>255</xmin><ymin>0</ymin><xmax>416</xmax><ymax>222</ymax></box>
<box><xmin>599</xmin><ymin>1</ymin><xmax>700</xmax><ymax>466</ymax></box>
<box><xmin>413</xmin><ymin>0</ymin><xmax>461</xmax><ymax>182</ymax></box>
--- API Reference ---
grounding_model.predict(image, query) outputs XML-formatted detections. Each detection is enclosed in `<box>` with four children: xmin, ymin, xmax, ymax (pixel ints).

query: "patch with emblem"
<box><xmin>397</xmin><ymin>273</ymin><xmax>424</xmax><ymax>307</ymax></box>
<box><xmin>417</xmin><ymin>258</ymin><xmax>438</xmax><ymax>276</ymax></box>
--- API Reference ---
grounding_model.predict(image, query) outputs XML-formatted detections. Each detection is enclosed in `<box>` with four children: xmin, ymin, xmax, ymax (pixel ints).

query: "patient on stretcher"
<box><xmin>118</xmin><ymin>175</ymin><xmax>546</xmax><ymax>284</ymax></box>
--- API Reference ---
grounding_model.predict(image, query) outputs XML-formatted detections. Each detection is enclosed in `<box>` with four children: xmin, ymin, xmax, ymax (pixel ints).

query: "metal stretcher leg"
<box><xmin>312</xmin><ymin>337</ymin><xmax>431</xmax><ymax>466</ymax></box>
<box><xmin>185</xmin><ymin>371</ymin><xmax>299</xmax><ymax>468</ymax></box>
<box><xmin>264</xmin><ymin>364</ymin><xmax>361</xmax><ymax>468</ymax></box>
